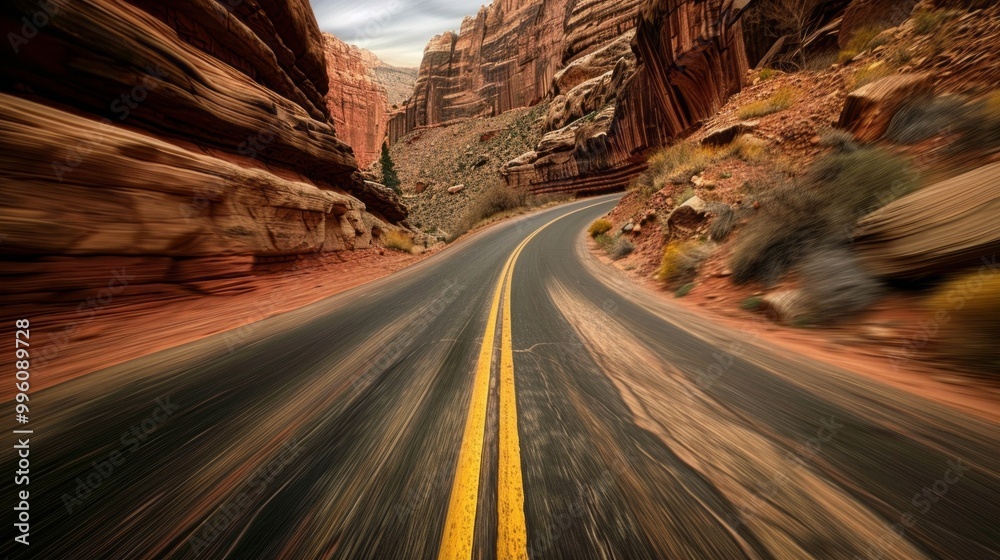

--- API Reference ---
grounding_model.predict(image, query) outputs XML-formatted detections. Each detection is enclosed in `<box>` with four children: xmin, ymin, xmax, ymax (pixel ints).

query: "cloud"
<box><xmin>312</xmin><ymin>0</ymin><xmax>485</xmax><ymax>66</ymax></box>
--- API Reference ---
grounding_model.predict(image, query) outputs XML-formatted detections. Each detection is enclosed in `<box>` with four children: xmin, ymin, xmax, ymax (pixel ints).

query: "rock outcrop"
<box><xmin>323</xmin><ymin>33</ymin><xmax>390</xmax><ymax>167</ymax></box>
<box><xmin>854</xmin><ymin>161</ymin><xmax>1000</xmax><ymax>280</ymax></box>
<box><xmin>388</xmin><ymin>0</ymin><xmax>642</xmax><ymax>144</ymax></box>
<box><xmin>504</xmin><ymin>0</ymin><xmax>751</xmax><ymax>195</ymax></box>
<box><xmin>0</xmin><ymin>0</ymin><xmax>407</xmax><ymax>301</ymax></box>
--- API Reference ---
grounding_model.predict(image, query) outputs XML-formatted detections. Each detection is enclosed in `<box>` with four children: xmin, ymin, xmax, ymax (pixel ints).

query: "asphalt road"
<box><xmin>4</xmin><ymin>195</ymin><xmax>999</xmax><ymax>559</ymax></box>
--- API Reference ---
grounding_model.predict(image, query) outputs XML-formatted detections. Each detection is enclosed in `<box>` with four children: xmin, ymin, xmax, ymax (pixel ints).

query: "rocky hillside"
<box><xmin>0</xmin><ymin>0</ymin><xmax>407</xmax><ymax>307</ymax></box>
<box><xmin>593</xmin><ymin>0</ymin><xmax>1000</xmax><ymax>374</ymax></box>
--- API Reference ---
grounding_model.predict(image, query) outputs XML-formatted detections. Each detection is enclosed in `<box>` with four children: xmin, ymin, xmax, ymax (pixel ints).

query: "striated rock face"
<box><xmin>504</xmin><ymin>0</ymin><xmax>750</xmax><ymax>195</ymax></box>
<box><xmin>0</xmin><ymin>0</ymin><xmax>406</xmax><ymax>300</ymax></box>
<box><xmin>388</xmin><ymin>0</ymin><xmax>642</xmax><ymax>143</ymax></box>
<box><xmin>323</xmin><ymin>33</ymin><xmax>390</xmax><ymax>167</ymax></box>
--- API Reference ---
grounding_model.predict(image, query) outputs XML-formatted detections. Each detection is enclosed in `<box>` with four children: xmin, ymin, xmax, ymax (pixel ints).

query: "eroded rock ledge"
<box><xmin>504</xmin><ymin>0</ymin><xmax>751</xmax><ymax>195</ymax></box>
<box><xmin>0</xmin><ymin>0</ymin><xmax>407</xmax><ymax>302</ymax></box>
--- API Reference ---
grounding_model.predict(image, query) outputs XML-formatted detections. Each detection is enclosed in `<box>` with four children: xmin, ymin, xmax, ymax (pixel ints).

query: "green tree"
<box><xmin>380</xmin><ymin>143</ymin><xmax>400</xmax><ymax>194</ymax></box>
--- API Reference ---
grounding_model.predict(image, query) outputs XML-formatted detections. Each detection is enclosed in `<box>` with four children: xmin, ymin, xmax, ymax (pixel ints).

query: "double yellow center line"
<box><xmin>438</xmin><ymin>201</ymin><xmax>611</xmax><ymax>560</ymax></box>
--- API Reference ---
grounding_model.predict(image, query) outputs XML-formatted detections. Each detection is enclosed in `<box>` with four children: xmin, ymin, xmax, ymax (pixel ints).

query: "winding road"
<box><xmin>4</xmin><ymin>195</ymin><xmax>999</xmax><ymax>559</ymax></box>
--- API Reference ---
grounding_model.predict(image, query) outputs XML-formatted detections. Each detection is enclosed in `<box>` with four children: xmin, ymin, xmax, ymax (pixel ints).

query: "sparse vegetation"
<box><xmin>379</xmin><ymin>144</ymin><xmax>401</xmax><ymax>194</ymax></box>
<box><xmin>718</xmin><ymin>134</ymin><xmax>767</xmax><ymax>163</ymax></box>
<box><xmin>885</xmin><ymin>95</ymin><xmax>969</xmax><ymax>144</ymax></box>
<box><xmin>674</xmin><ymin>283</ymin><xmax>694</xmax><ymax>297</ymax></box>
<box><xmin>608</xmin><ymin>237</ymin><xmax>635</xmax><ymax>260</ymax></box>
<box><xmin>928</xmin><ymin>272</ymin><xmax>1000</xmax><ymax>374</ymax></box>
<box><xmin>738</xmin><ymin>87</ymin><xmax>797</xmax><ymax>119</ymax></box>
<box><xmin>448</xmin><ymin>182</ymin><xmax>526</xmax><ymax>241</ymax></box>
<box><xmin>707</xmin><ymin>204</ymin><xmax>736</xmax><ymax>241</ymax></box>
<box><xmin>589</xmin><ymin>218</ymin><xmax>613</xmax><ymax>238</ymax></box>
<box><xmin>851</xmin><ymin>61</ymin><xmax>899</xmax><ymax>90</ymax></box>
<box><xmin>796</xmin><ymin>248</ymin><xmax>883</xmax><ymax>324</ymax></box>
<box><xmin>758</xmin><ymin>68</ymin><xmax>775</xmax><ymax>81</ymax></box>
<box><xmin>381</xmin><ymin>230</ymin><xmax>414</xmax><ymax>253</ymax></box>
<box><xmin>837</xmin><ymin>26</ymin><xmax>888</xmax><ymax>64</ymax></box>
<box><xmin>632</xmin><ymin>142</ymin><xmax>715</xmax><ymax>194</ymax></box>
<box><xmin>741</xmin><ymin>296</ymin><xmax>763</xmax><ymax>311</ymax></box>
<box><xmin>657</xmin><ymin>240</ymin><xmax>711</xmax><ymax>287</ymax></box>
<box><xmin>730</xmin><ymin>147</ymin><xmax>918</xmax><ymax>285</ymax></box>
<box><xmin>913</xmin><ymin>9</ymin><xmax>956</xmax><ymax>35</ymax></box>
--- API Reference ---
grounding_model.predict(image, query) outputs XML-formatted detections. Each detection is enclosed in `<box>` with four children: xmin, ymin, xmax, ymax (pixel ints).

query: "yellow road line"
<box><xmin>439</xmin><ymin>200</ymin><xmax>614</xmax><ymax>560</ymax></box>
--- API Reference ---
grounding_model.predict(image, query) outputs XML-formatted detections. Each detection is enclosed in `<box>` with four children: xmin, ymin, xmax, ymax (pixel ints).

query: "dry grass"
<box><xmin>381</xmin><ymin>230</ymin><xmax>414</xmax><ymax>253</ymax></box>
<box><xmin>657</xmin><ymin>240</ymin><xmax>712</xmax><ymax>287</ymax></box>
<box><xmin>448</xmin><ymin>182</ymin><xmax>526</xmax><ymax>241</ymax></box>
<box><xmin>737</xmin><ymin>87</ymin><xmax>797</xmax><ymax>119</ymax></box>
<box><xmin>837</xmin><ymin>26</ymin><xmax>889</xmax><ymax>64</ymax></box>
<box><xmin>851</xmin><ymin>61</ymin><xmax>899</xmax><ymax>90</ymax></box>
<box><xmin>928</xmin><ymin>272</ymin><xmax>1000</xmax><ymax>374</ymax></box>
<box><xmin>589</xmin><ymin>219</ymin><xmax>612</xmax><ymax>238</ymax></box>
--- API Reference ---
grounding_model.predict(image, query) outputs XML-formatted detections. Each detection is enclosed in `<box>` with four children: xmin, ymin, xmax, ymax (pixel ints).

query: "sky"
<box><xmin>311</xmin><ymin>0</ymin><xmax>486</xmax><ymax>67</ymax></box>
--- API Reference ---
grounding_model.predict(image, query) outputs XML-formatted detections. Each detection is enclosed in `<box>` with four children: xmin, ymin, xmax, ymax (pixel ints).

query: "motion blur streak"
<box><xmin>1</xmin><ymin>195</ymin><xmax>998</xmax><ymax>559</ymax></box>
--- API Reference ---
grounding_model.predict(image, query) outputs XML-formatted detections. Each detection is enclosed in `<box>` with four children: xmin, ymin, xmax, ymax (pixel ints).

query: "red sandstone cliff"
<box><xmin>0</xmin><ymin>0</ymin><xmax>407</xmax><ymax>301</ymax></box>
<box><xmin>388</xmin><ymin>0</ymin><xmax>642</xmax><ymax>144</ymax></box>
<box><xmin>504</xmin><ymin>0</ymin><xmax>751</xmax><ymax>195</ymax></box>
<box><xmin>323</xmin><ymin>33</ymin><xmax>390</xmax><ymax>168</ymax></box>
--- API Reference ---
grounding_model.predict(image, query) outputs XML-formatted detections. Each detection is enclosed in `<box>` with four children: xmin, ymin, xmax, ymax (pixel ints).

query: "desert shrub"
<box><xmin>589</xmin><ymin>218</ymin><xmax>613</xmax><ymax>238</ymax></box>
<box><xmin>381</xmin><ymin>230</ymin><xmax>414</xmax><ymax>253</ymax></box>
<box><xmin>730</xmin><ymin>147</ymin><xmax>917</xmax><ymax>285</ymax></box>
<box><xmin>608</xmin><ymin>237</ymin><xmax>635</xmax><ymax>260</ymax></box>
<box><xmin>884</xmin><ymin>95</ymin><xmax>969</xmax><ymax>144</ymax></box>
<box><xmin>927</xmin><ymin>272</ymin><xmax>1000</xmax><ymax>374</ymax></box>
<box><xmin>674</xmin><ymin>283</ymin><xmax>695</xmax><ymax>297</ymax></box>
<box><xmin>718</xmin><ymin>134</ymin><xmax>767</xmax><ymax>163</ymax></box>
<box><xmin>837</xmin><ymin>26</ymin><xmax>888</xmax><ymax>64</ymax></box>
<box><xmin>657</xmin><ymin>241</ymin><xmax>712</xmax><ymax>287</ymax></box>
<box><xmin>851</xmin><ymin>61</ymin><xmax>899</xmax><ymax>90</ymax></box>
<box><xmin>676</xmin><ymin>185</ymin><xmax>696</xmax><ymax>205</ymax></box>
<box><xmin>738</xmin><ymin>87</ymin><xmax>797</xmax><ymax>119</ymax></box>
<box><xmin>913</xmin><ymin>9</ymin><xmax>955</xmax><ymax>35</ymax></box>
<box><xmin>448</xmin><ymin>182</ymin><xmax>526</xmax><ymax>241</ymax></box>
<box><xmin>818</xmin><ymin>128</ymin><xmax>859</xmax><ymax>153</ymax></box>
<box><xmin>634</xmin><ymin>143</ymin><xmax>714</xmax><ymax>193</ymax></box>
<box><xmin>741</xmin><ymin>296</ymin><xmax>763</xmax><ymax>310</ymax></box>
<box><xmin>707</xmin><ymin>204</ymin><xmax>736</xmax><ymax>241</ymax></box>
<box><xmin>944</xmin><ymin>93</ymin><xmax>1000</xmax><ymax>161</ymax></box>
<box><xmin>797</xmin><ymin>248</ymin><xmax>883</xmax><ymax>323</ymax></box>
<box><xmin>758</xmin><ymin>68</ymin><xmax>775</xmax><ymax>81</ymax></box>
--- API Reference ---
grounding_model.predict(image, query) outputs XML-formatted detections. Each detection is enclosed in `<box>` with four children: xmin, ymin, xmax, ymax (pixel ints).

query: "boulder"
<box><xmin>837</xmin><ymin>73</ymin><xmax>935</xmax><ymax>142</ymax></box>
<box><xmin>447</xmin><ymin>184</ymin><xmax>466</xmax><ymax>194</ymax></box>
<box><xmin>700</xmin><ymin>121</ymin><xmax>760</xmax><ymax>147</ymax></box>
<box><xmin>854</xmin><ymin>161</ymin><xmax>1000</xmax><ymax>279</ymax></box>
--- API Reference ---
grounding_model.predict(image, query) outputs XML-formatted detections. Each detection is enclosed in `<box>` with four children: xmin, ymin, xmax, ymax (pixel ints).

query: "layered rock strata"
<box><xmin>504</xmin><ymin>0</ymin><xmax>751</xmax><ymax>195</ymax></box>
<box><xmin>0</xmin><ymin>0</ymin><xmax>407</xmax><ymax>302</ymax></box>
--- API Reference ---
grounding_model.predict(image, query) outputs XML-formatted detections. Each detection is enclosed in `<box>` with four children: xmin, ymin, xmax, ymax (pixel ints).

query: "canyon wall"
<box><xmin>388</xmin><ymin>0</ymin><xmax>642</xmax><ymax>145</ymax></box>
<box><xmin>0</xmin><ymin>0</ymin><xmax>407</xmax><ymax>304</ymax></box>
<box><xmin>323</xmin><ymin>33</ymin><xmax>389</xmax><ymax>168</ymax></box>
<box><xmin>504</xmin><ymin>0</ymin><xmax>751</xmax><ymax>195</ymax></box>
